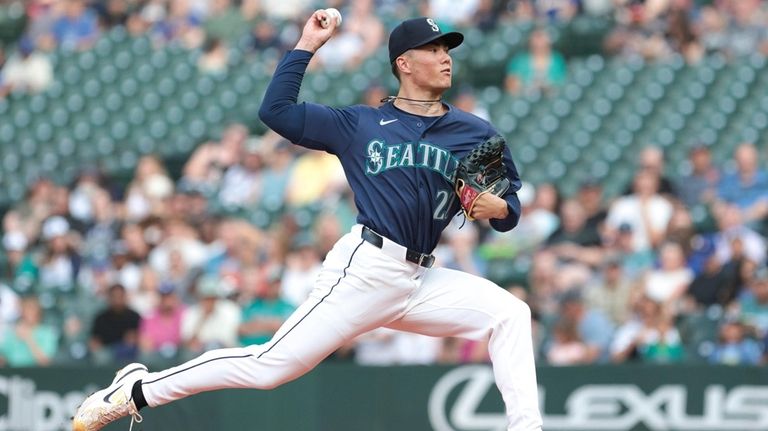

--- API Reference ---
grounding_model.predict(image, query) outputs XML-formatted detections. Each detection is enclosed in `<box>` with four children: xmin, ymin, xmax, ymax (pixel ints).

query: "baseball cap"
<box><xmin>2</xmin><ymin>231</ymin><xmax>28</xmax><ymax>251</ymax></box>
<box><xmin>559</xmin><ymin>289</ymin><xmax>583</xmax><ymax>305</ymax></box>
<box><xmin>580</xmin><ymin>177</ymin><xmax>601</xmax><ymax>189</ymax></box>
<box><xmin>41</xmin><ymin>216</ymin><xmax>70</xmax><ymax>240</ymax></box>
<box><xmin>158</xmin><ymin>281</ymin><xmax>176</xmax><ymax>295</ymax></box>
<box><xmin>618</xmin><ymin>222</ymin><xmax>633</xmax><ymax>233</ymax></box>
<box><xmin>18</xmin><ymin>37</ymin><xmax>35</xmax><ymax>56</ymax></box>
<box><xmin>388</xmin><ymin>17</ymin><xmax>464</xmax><ymax>64</ymax></box>
<box><xmin>196</xmin><ymin>274</ymin><xmax>222</xmax><ymax>298</ymax></box>
<box><xmin>603</xmin><ymin>255</ymin><xmax>622</xmax><ymax>268</ymax></box>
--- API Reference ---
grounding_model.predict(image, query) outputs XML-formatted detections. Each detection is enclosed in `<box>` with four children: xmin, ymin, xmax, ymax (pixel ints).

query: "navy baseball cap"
<box><xmin>388</xmin><ymin>17</ymin><xmax>464</xmax><ymax>63</ymax></box>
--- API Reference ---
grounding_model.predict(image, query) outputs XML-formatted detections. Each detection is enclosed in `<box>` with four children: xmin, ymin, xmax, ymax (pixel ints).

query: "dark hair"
<box><xmin>203</xmin><ymin>38</ymin><xmax>223</xmax><ymax>53</ymax></box>
<box><xmin>109</xmin><ymin>283</ymin><xmax>126</xmax><ymax>294</ymax></box>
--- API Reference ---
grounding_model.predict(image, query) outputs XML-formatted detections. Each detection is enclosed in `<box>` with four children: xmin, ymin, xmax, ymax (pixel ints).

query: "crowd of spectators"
<box><xmin>0</xmin><ymin>115</ymin><xmax>766</xmax><ymax>368</ymax></box>
<box><xmin>0</xmin><ymin>0</ymin><xmax>767</xmax><ymax>369</ymax></box>
<box><xmin>2</xmin><ymin>1</ymin><xmax>768</xmax><ymax>98</ymax></box>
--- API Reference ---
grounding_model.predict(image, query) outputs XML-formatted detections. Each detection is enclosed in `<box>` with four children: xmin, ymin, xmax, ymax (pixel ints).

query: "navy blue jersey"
<box><xmin>260</xmin><ymin>50</ymin><xmax>522</xmax><ymax>253</ymax></box>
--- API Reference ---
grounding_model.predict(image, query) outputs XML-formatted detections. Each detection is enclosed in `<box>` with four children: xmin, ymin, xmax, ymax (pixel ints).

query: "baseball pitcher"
<box><xmin>73</xmin><ymin>11</ymin><xmax>543</xmax><ymax>431</ymax></box>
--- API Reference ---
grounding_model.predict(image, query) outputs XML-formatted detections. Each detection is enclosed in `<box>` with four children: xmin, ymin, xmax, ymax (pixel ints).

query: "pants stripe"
<box><xmin>257</xmin><ymin>238</ymin><xmax>364</xmax><ymax>359</ymax></box>
<box><xmin>141</xmin><ymin>238</ymin><xmax>365</xmax><ymax>386</ymax></box>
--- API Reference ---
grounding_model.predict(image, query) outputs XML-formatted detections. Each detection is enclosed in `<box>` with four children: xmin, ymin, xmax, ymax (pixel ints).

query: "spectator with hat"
<box><xmin>181</xmin><ymin>274</ymin><xmax>241</xmax><ymax>355</ymax></box>
<box><xmin>584</xmin><ymin>257</ymin><xmax>636</xmax><ymax>326</ymax></box>
<box><xmin>606</xmin><ymin>222</ymin><xmax>656</xmax><ymax>279</ymax></box>
<box><xmin>1</xmin><ymin>231</ymin><xmax>34</xmax><ymax>291</ymax></box>
<box><xmin>545</xmin><ymin>289</ymin><xmax>614</xmax><ymax>364</ymax></box>
<box><xmin>0</xmin><ymin>36</ymin><xmax>53</xmax><ymax>96</ymax></box>
<box><xmin>38</xmin><ymin>216</ymin><xmax>80</xmax><ymax>293</ymax></box>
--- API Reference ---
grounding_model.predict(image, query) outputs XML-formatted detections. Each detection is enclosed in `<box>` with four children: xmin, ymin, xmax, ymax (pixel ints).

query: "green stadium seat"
<box><xmin>39</xmin><ymin>149</ymin><xmax>60</xmax><ymax>172</ymax></box>
<box><xmin>135</xmin><ymin>63</ymin><xmax>156</xmax><ymax>83</ymax></box>
<box><xmin>127</xmin><ymin>105</ymin><xmax>147</xmax><ymax>126</ymax></box>
<box><xmin>18</xmin><ymin>137</ymin><xmax>36</xmax><ymax>158</ymax></box>
<box><xmin>165</xmin><ymin>105</ymin><xmax>185</xmax><ymax>125</ymax></box>
<box><xmin>233</xmin><ymin>75</ymin><xmax>254</xmax><ymax>95</ymax></box>
<box><xmin>195</xmin><ymin>76</ymin><xmax>216</xmax><ymax>96</ymax></box>
<box><xmin>0</xmin><ymin>97</ymin><xmax>9</xmax><ymax>117</ymax></box>
<box><xmin>173</xmin><ymin>62</ymin><xmax>194</xmax><ymax>82</ymax></box>
<box><xmin>180</xmin><ymin>90</ymin><xmax>200</xmax><ymax>110</ymax></box>
<box><xmin>149</xmin><ymin>49</ymin><xmax>169</xmax><ymax>70</ymax></box>
<box><xmin>88</xmin><ymin>106</ymin><xmax>108</xmax><ymax>127</ymax></box>
<box><xmin>2</xmin><ymin>20</ymin><xmax>765</xmax><ymax>209</ymax></box>
<box><xmin>98</xmin><ymin>63</ymin><xmax>119</xmax><ymax>85</ymax></box>
<box><xmin>12</xmin><ymin>109</ymin><xmax>31</xmax><ymax>129</ymax></box>
<box><xmin>135</xmin><ymin>136</ymin><xmax>157</xmax><ymax>155</ymax></box>
<box><xmin>64</xmin><ymin>93</ymin><xmax>85</xmax><ymax>113</ymax></box>
<box><xmin>169</xmin><ymin>131</ymin><xmax>194</xmax><ymax>154</ymax></box>
<box><xmin>0</xmin><ymin>123</ymin><xmax>14</xmax><ymax>147</ymax></box>
<box><xmin>33</xmin><ymin>121</ymin><xmax>54</xmax><ymax>142</ymax></box>
<box><xmin>156</xmin><ymin>77</ymin><xmax>177</xmax><ymax>97</ymax></box>
<box><xmin>204</xmin><ymin>105</ymin><xmax>224</xmax><ymax>125</ymax></box>
<box><xmin>149</xmin><ymin>119</ymin><xmax>169</xmax><ymax>140</ymax></box>
<box><xmin>109</xmin><ymin>120</ymin><xmax>130</xmax><ymax>141</ymax></box>
<box><xmin>187</xmin><ymin>118</ymin><xmax>207</xmax><ymax>140</ymax></box>
<box><xmin>113</xmin><ymin>49</ymin><xmax>133</xmax><ymax>71</ymax></box>
<box><xmin>28</xmin><ymin>94</ymin><xmax>48</xmax><ymax>114</ymax></box>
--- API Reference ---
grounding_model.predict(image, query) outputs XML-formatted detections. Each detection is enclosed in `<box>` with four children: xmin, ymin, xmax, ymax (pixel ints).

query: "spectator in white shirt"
<box><xmin>606</xmin><ymin>170</ymin><xmax>673</xmax><ymax>252</ymax></box>
<box><xmin>0</xmin><ymin>37</ymin><xmax>53</xmax><ymax>96</ymax></box>
<box><xmin>181</xmin><ymin>275</ymin><xmax>241</xmax><ymax>354</ymax></box>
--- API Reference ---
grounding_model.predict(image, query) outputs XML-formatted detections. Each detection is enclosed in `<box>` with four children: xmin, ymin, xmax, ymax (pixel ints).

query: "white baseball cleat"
<box><xmin>72</xmin><ymin>363</ymin><xmax>148</xmax><ymax>431</ymax></box>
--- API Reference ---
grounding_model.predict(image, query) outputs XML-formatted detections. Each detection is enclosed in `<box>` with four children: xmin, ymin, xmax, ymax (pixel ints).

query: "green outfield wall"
<box><xmin>2</xmin><ymin>364</ymin><xmax>767</xmax><ymax>431</ymax></box>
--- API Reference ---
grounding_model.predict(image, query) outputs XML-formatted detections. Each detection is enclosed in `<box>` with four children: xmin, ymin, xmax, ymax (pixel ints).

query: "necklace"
<box><xmin>380</xmin><ymin>95</ymin><xmax>442</xmax><ymax>104</ymax></box>
<box><xmin>383</xmin><ymin>96</ymin><xmax>445</xmax><ymax>115</ymax></box>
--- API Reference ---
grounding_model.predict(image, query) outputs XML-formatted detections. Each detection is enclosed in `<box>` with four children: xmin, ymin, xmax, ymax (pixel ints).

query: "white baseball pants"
<box><xmin>140</xmin><ymin>225</ymin><xmax>543</xmax><ymax>430</ymax></box>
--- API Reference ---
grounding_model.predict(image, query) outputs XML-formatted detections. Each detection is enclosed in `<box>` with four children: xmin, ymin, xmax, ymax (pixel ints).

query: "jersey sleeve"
<box><xmin>258</xmin><ymin>49</ymin><xmax>358</xmax><ymax>155</ymax></box>
<box><xmin>300</xmin><ymin>103</ymin><xmax>359</xmax><ymax>155</ymax></box>
<box><xmin>489</xmin><ymin>133</ymin><xmax>523</xmax><ymax>232</ymax></box>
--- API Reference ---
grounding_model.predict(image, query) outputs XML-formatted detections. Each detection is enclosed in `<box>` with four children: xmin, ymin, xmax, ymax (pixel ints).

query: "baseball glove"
<box><xmin>454</xmin><ymin>135</ymin><xmax>511</xmax><ymax>220</ymax></box>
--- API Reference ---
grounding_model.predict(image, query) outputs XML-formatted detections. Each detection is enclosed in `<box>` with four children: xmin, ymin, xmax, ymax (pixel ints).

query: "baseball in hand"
<box><xmin>320</xmin><ymin>8</ymin><xmax>342</xmax><ymax>29</ymax></box>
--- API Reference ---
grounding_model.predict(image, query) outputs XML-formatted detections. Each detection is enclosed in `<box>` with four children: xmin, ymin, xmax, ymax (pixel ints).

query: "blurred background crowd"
<box><xmin>0</xmin><ymin>0</ymin><xmax>767</xmax><ymax>370</ymax></box>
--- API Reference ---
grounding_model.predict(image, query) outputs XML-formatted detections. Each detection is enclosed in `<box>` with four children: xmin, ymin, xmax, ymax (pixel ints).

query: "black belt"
<box><xmin>361</xmin><ymin>226</ymin><xmax>435</xmax><ymax>268</ymax></box>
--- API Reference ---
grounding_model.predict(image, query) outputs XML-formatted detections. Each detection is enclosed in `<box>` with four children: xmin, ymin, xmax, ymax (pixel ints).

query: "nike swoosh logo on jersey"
<box><xmin>379</xmin><ymin>119</ymin><xmax>398</xmax><ymax>126</ymax></box>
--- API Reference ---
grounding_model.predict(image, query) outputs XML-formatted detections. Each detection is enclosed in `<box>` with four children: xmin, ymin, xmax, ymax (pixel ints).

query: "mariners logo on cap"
<box><xmin>426</xmin><ymin>18</ymin><xmax>440</xmax><ymax>32</ymax></box>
